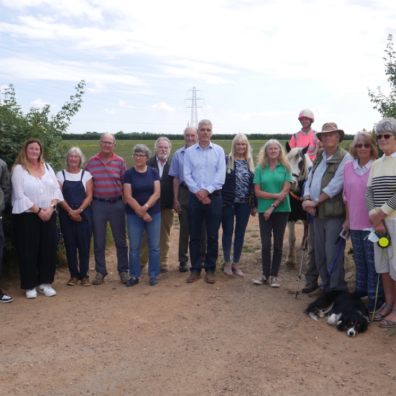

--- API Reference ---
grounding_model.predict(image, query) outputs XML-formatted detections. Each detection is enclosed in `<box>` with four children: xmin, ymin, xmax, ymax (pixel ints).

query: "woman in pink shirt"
<box><xmin>343</xmin><ymin>131</ymin><xmax>383</xmax><ymax>314</ymax></box>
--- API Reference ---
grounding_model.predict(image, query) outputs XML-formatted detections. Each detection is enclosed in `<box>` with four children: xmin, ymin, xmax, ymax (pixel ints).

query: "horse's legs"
<box><xmin>286</xmin><ymin>221</ymin><xmax>296</xmax><ymax>266</ymax></box>
<box><xmin>302</xmin><ymin>220</ymin><xmax>309</xmax><ymax>250</ymax></box>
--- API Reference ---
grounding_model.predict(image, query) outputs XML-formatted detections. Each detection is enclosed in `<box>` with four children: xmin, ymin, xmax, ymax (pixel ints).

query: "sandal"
<box><xmin>379</xmin><ymin>309</ymin><xmax>396</xmax><ymax>328</ymax></box>
<box><xmin>372</xmin><ymin>302</ymin><xmax>393</xmax><ymax>322</ymax></box>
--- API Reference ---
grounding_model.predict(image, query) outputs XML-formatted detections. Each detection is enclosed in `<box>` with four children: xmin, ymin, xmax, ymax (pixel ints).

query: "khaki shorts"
<box><xmin>374</xmin><ymin>218</ymin><xmax>396</xmax><ymax>281</ymax></box>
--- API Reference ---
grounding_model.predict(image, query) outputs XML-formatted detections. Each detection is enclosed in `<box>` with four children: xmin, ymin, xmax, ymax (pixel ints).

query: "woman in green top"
<box><xmin>252</xmin><ymin>139</ymin><xmax>292</xmax><ymax>288</ymax></box>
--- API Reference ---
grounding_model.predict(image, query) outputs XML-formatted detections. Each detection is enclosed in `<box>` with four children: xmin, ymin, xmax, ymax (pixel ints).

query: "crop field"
<box><xmin>62</xmin><ymin>138</ymin><xmax>352</xmax><ymax>167</ymax></box>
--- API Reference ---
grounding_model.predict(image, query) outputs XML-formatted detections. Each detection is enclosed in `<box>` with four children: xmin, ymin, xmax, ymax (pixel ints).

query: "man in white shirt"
<box><xmin>184</xmin><ymin>120</ymin><xmax>226</xmax><ymax>284</ymax></box>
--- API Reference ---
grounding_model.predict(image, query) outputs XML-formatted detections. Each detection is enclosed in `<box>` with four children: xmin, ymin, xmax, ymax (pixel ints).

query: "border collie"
<box><xmin>305</xmin><ymin>290</ymin><xmax>369</xmax><ymax>337</ymax></box>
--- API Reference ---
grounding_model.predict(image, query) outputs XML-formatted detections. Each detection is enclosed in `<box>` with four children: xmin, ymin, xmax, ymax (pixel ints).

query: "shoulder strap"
<box><xmin>80</xmin><ymin>169</ymin><xmax>85</xmax><ymax>181</ymax></box>
<box><xmin>62</xmin><ymin>170</ymin><xmax>66</xmax><ymax>180</ymax></box>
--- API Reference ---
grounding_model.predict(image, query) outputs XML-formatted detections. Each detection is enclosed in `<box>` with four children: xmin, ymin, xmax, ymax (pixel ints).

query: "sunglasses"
<box><xmin>377</xmin><ymin>134</ymin><xmax>393</xmax><ymax>140</ymax></box>
<box><xmin>355</xmin><ymin>143</ymin><xmax>370</xmax><ymax>149</ymax></box>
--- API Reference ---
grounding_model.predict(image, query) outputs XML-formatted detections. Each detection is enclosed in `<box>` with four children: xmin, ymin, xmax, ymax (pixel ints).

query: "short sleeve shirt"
<box><xmin>123</xmin><ymin>167</ymin><xmax>160</xmax><ymax>216</ymax></box>
<box><xmin>253</xmin><ymin>163</ymin><xmax>292</xmax><ymax>213</ymax></box>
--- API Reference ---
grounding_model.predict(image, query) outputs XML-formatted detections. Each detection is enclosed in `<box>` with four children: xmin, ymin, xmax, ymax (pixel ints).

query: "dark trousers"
<box><xmin>221</xmin><ymin>202</ymin><xmax>251</xmax><ymax>263</ymax></box>
<box><xmin>178</xmin><ymin>186</ymin><xmax>206</xmax><ymax>264</ymax></box>
<box><xmin>13</xmin><ymin>213</ymin><xmax>57</xmax><ymax>289</ymax></box>
<box><xmin>305</xmin><ymin>221</ymin><xmax>319</xmax><ymax>287</ymax></box>
<box><xmin>350</xmin><ymin>230</ymin><xmax>384</xmax><ymax>311</ymax></box>
<box><xmin>0</xmin><ymin>218</ymin><xmax>4</xmax><ymax>276</ymax></box>
<box><xmin>259</xmin><ymin>212</ymin><xmax>289</xmax><ymax>278</ymax></box>
<box><xmin>91</xmin><ymin>199</ymin><xmax>128</xmax><ymax>275</ymax></box>
<box><xmin>59</xmin><ymin>211</ymin><xmax>92</xmax><ymax>279</ymax></box>
<box><xmin>189</xmin><ymin>193</ymin><xmax>222</xmax><ymax>273</ymax></box>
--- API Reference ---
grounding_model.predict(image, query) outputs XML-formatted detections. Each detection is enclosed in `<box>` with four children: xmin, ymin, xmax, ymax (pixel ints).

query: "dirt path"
<box><xmin>1</xmin><ymin>218</ymin><xmax>396</xmax><ymax>395</ymax></box>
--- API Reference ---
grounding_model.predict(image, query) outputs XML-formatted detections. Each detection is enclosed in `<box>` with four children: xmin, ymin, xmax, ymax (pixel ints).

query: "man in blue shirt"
<box><xmin>183</xmin><ymin>120</ymin><xmax>226</xmax><ymax>284</ymax></box>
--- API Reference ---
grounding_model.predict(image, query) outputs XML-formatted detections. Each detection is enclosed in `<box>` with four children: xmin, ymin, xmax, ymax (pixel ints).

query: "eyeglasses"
<box><xmin>101</xmin><ymin>141</ymin><xmax>114</xmax><ymax>145</ymax></box>
<box><xmin>199</xmin><ymin>128</ymin><xmax>212</xmax><ymax>132</ymax></box>
<box><xmin>377</xmin><ymin>134</ymin><xmax>393</xmax><ymax>140</ymax></box>
<box><xmin>134</xmin><ymin>153</ymin><xmax>147</xmax><ymax>158</ymax></box>
<box><xmin>355</xmin><ymin>143</ymin><xmax>370</xmax><ymax>149</ymax></box>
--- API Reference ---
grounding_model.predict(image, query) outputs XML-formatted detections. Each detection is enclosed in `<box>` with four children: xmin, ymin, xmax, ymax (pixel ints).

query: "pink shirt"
<box><xmin>289</xmin><ymin>129</ymin><xmax>318</xmax><ymax>161</ymax></box>
<box><xmin>342</xmin><ymin>160</ymin><xmax>371</xmax><ymax>230</ymax></box>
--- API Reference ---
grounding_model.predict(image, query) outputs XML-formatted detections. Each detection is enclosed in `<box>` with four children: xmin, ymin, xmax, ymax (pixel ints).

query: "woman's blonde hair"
<box><xmin>14</xmin><ymin>138</ymin><xmax>45</xmax><ymax>170</ymax></box>
<box><xmin>350</xmin><ymin>131</ymin><xmax>378</xmax><ymax>160</ymax></box>
<box><xmin>257</xmin><ymin>139</ymin><xmax>291</xmax><ymax>172</ymax></box>
<box><xmin>227</xmin><ymin>133</ymin><xmax>255</xmax><ymax>172</ymax></box>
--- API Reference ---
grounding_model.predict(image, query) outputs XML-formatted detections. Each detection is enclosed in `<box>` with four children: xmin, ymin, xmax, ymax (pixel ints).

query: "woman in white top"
<box><xmin>57</xmin><ymin>147</ymin><xmax>93</xmax><ymax>286</ymax></box>
<box><xmin>11</xmin><ymin>138</ymin><xmax>63</xmax><ymax>299</ymax></box>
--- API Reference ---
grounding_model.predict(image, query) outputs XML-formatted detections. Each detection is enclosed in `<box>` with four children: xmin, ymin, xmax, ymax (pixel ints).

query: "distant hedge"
<box><xmin>63</xmin><ymin>131</ymin><xmax>356</xmax><ymax>141</ymax></box>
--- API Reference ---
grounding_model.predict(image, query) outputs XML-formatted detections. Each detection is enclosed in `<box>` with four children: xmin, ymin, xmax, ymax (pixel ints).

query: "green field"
<box><xmin>63</xmin><ymin>139</ymin><xmax>352</xmax><ymax>167</ymax></box>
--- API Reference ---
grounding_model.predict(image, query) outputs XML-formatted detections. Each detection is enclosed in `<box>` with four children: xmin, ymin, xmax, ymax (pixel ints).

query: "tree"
<box><xmin>0</xmin><ymin>81</ymin><xmax>86</xmax><ymax>272</ymax></box>
<box><xmin>369</xmin><ymin>34</ymin><xmax>396</xmax><ymax>118</ymax></box>
<box><xmin>0</xmin><ymin>80</ymin><xmax>86</xmax><ymax>169</ymax></box>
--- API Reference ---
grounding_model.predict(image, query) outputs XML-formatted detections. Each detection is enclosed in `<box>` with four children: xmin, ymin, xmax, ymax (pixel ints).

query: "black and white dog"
<box><xmin>305</xmin><ymin>290</ymin><xmax>370</xmax><ymax>337</ymax></box>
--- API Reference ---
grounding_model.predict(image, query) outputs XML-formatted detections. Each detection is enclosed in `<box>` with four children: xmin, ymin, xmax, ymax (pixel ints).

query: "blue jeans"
<box><xmin>350</xmin><ymin>230</ymin><xmax>384</xmax><ymax>311</ymax></box>
<box><xmin>127</xmin><ymin>212</ymin><xmax>160</xmax><ymax>280</ymax></box>
<box><xmin>221</xmin><ymin>203</ymin><xmax>251</xmax><ymax>263</ymax></box>
<box><xmin>189</xmin><ymin>193</ymin><xmax>222</xmax><ymax>273</ymax></box>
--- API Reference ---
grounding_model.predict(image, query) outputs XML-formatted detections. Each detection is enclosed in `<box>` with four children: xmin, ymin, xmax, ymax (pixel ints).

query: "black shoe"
<box><xmin>149</xmin><ymin>278</ymin><xmax>158</xmax><ymax>286</ymax></box>
<box><xmin>179</xmin><ymin>263</ymin><xmax>188</xmax><ymax>273</ymax></box>
<box><xmin>302</xmin><ymin>284</ymin><xmax>319</xmax><ymax>294</ymax></box>
<box><xmin>126</xmin><ymin>277</ymin><xmax>139</xmax><ymax>287</ymax></box>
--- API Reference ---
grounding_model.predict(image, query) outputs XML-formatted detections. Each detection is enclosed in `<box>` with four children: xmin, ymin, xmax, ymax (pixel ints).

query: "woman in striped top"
<box><xmin>366</xmin><ymin>118</ymin><xmax>396</xmax><ymax>328</ymax></box>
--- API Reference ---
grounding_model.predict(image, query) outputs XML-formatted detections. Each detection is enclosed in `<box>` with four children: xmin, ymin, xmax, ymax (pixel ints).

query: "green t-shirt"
<box><xmin>253</xmin><ymin>163</ymin><xmax>292</xmax><ymax>213</ymax></box>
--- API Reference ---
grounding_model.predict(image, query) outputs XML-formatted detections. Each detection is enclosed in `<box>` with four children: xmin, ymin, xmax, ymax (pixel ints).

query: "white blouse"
<box><xmin>12</xmin><ymin>164</ymin><xmax>64</xmax><ymax>214</ymax></box>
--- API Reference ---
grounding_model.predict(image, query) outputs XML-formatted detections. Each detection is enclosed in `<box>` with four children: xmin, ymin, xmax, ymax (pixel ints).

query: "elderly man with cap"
<box><xmin>302</xmin><ymin>122</ymin><xmax>352</xmax><ymax>291</ymax></box>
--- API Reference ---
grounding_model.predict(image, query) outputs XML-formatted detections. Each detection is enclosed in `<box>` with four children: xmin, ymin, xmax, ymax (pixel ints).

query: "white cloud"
<box><xmin>118</xmin><ymin>99</ymin><xmax>135</xmax><ymax>109</ymax></box>
<box><xmin>150</xmin><ymin>102</ymin><xmax>175</xmax><ymax>112</ymax></box>
<box><xmin>30</xmin><ymin>98</ymin><xmax>50</xmax><ymax>108</ymax></box>
<box><xmin>0</xmin><ymin>57</ymin><xmax>145</xmax><ymax>88</ymax></box>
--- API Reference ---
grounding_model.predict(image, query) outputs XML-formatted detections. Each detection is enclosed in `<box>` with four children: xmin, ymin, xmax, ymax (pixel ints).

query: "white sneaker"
<box><xmin>252</xmin><ymin>275</ymin><xmax>267</xmax><ymax>285</ymax></box>
<box><xmin>25</xmin><ymin>288</ymin><xmax>37</xmax><ymax>299</ymax></box>
<box><xmin>38</xmin><ymin>284</ymin><xmax>57</xmax><ymax>297</ymax></box>
<box><xmin>270</xmin><ymin>277</ymin><xmax>280</xmax><ymax>288</ymax></box>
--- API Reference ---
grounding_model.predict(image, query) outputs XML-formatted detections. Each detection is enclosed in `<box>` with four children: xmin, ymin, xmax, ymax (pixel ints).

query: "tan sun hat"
<box><xmin>316</xmin><ymin>122</ymin><xmax>344</xmax><ymax>141</ymax></box>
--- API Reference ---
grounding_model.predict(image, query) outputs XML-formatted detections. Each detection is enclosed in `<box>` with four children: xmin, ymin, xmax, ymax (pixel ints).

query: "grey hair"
<box><xmin>375</xmin><ymin>117</ymin><xmax>396</xmax><ymax>136</ymax></box>
<box><xmin>67</xmin><ymin>146</ymin><xmax>85</xmax><ymax>167</ymax></box>
<box><xmin>155</xmin><ymin>136</ymin><xmax>172</xmax><ymax>150</ymax></box>
<box><xmin>184</xmin><ymin>126</ymin><xmax>197</xmax><ymax>134</ymax></box>
<box><xmin>100</xmin><ymin>132</ymin><xmax>115</xmax><ymax>143</ymax></box>
<box><xmin>198</xmin><ymin>119</ymin><xmax>212</xmax><ymax>129</ymax></box>
<box><xmin>132</xmin><ymin>144</ymin><xmax>150</xmax><ymax>157</ymax></box>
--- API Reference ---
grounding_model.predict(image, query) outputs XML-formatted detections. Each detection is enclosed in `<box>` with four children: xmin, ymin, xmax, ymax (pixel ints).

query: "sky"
<box><xmin>0</xmin><ymin>0</ymin><xmax>395</xmax><ymax>135</ymax></box>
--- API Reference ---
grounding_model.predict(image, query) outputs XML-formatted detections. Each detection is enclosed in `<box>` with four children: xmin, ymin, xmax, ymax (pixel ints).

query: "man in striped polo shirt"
<box><xmin>85</xmin><ymin>133</ymin><xmax>129</xmax><ymax>285</ymax></box>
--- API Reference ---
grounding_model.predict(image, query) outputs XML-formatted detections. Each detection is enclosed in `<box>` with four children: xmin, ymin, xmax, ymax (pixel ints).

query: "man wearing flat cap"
<box><xmin>302</xmin><ymin>122</ymin><xmax>352</xmax><ymax>291</ymax></box>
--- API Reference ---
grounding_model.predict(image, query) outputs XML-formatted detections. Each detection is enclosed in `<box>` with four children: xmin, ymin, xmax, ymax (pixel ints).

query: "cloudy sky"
<box><xmin>0</xmin><ymin>0</ymin><xmax>395</xmax><ymax>134</ymax></box>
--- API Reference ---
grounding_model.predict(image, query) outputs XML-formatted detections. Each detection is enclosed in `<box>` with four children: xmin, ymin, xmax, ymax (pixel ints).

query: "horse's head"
<box><xmin>286</xmin><ymin>145</ymin><xmax>313</xmax><ymax>194</ymax></box>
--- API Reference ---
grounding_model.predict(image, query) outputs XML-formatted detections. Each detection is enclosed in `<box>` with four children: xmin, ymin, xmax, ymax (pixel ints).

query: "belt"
<box><xmin>208</xmin><ymin>190</ymin><xmax>221</xmax><ymax>197</ymax></box>
<box><xmin>93</xmin><ymin>196</ymin><xmax>122</xmax><ymax>203</ymax></box>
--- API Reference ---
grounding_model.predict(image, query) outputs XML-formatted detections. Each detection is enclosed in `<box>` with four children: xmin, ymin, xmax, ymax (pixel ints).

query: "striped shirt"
<box><xmin>85</xmin><ymin>153</ymin><xmax>126</xmax><ymax>199</ymax></box>
<box><xmin>366</xmin><ymin>154</ymin><xmax>396</xmax><ymax>218</ymax></box>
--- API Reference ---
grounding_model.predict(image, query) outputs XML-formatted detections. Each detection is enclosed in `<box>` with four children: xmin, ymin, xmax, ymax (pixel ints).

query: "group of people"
<box><xmin>1</xmin><ymin>114</ymin><xmax>396</xmax><ymax>330</ymax></box>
